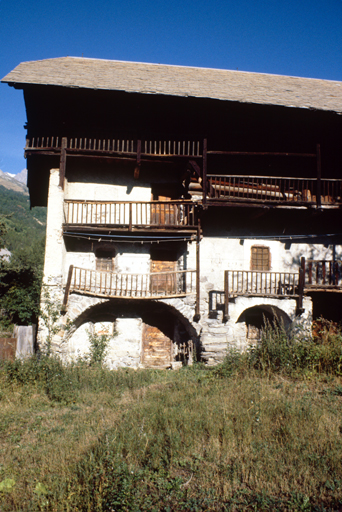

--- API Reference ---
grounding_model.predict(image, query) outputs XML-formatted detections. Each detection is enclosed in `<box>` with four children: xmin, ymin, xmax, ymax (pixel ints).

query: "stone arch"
<box><xmin>236</xmin><ymin>304</ymin><xmax>291</xmax><ymax>341</ymax></box>
<box><xmin>64</xmin><ymin>294</ymin><xmax>199</xmax><ymax>367</ymax></box>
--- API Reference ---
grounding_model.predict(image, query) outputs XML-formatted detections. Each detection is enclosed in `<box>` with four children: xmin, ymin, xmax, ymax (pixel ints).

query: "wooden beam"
<box><xmin>59</xmin><ymin>137</ymin><xmax>67</xmax><ymax>189</ymax></box>
<box><xmin>62</xmin><ymin>265</ymin><xmax>74</xmax><ymax>312</ymax></box>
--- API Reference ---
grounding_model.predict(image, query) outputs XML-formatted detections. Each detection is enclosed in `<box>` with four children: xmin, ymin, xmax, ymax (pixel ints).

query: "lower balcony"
<box><xmin>63</xmin><ymin>266</ymin><xmax>197</xmax><ymax>304</ymax></box>
<box><xmin>222</xmin><ymin>260</ymin><xmax>342</xmax><ymax>320</ymax></box>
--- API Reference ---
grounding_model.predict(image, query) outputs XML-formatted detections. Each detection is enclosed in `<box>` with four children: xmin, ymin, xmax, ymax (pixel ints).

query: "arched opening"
<box><xmin>67</xmin><ymin>298</ymin><xmax>198</xmax><ymax>368</ymax></box>
<box><xmin>237</xmin><ymin>305</ymin><xmax>291</xmax><ymax>342</ymax></box>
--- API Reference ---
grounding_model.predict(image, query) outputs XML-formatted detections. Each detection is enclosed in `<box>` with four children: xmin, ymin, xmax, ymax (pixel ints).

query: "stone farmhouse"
<box><xmin>2</xmin><ymin>58</ymin><xmax>342</xmax><ymax>368</ymax></box>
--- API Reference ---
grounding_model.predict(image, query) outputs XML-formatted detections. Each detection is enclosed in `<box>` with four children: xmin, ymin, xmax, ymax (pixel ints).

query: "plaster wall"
<box><xmin>65</xmin><ymin>170</ymin><xmax>151</xmax><ymax>202</ymax></box>
<box><xmin>43</xmin><ymin>168</ymin><xmax>66</xmax><ymax>285</ymax></box>
<box><xmin>66</xmin><ymin>318</ymin><xmax>142</xmax><ymax>369</ymax></box>
<box><xmin>187</xmin><ymin>237</ymin><xmax>342</xmax><ymax>291</ymax></box>
<box><xmin>64</xmin><ymin>244</ymin><xmax>151</xmax><ymax>281</ymax></box>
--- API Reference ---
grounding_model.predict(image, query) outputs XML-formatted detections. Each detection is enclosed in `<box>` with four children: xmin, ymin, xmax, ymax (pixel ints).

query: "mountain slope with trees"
<box><xmin>0</xmin><ymin>185</ymin><xmax>46</xmax><ymax>328</ymax></box>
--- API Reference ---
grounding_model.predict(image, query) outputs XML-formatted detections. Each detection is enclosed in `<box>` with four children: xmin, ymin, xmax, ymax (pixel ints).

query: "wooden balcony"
<box><xmin>222</xmin><ymin>259</ymin><xmax>342</xmax><ymax>320</ymax></box>
<box><xmin>63</xmin><ymin>200</ymin><xmax>199</xmax><ymax>232</ymax></box>
<box><xmin>305</xmin><ymin>260</ymin><xmax>342</xmax><ymax>291</ymax></box>
<box><xmin>63</xmin><ymin>266</ymin><xmax>197</xmax><ymax>305</ymax></box>
<box><xmin>224</xmin><ymin>270</ymin><xmax>299</xmax><ymax>298</ymax></box>
<box><xmin>26</xmin><ymin>136</ymin><xmax>341</xmax><ymax>209</ymax></box>
<box><xmin>206</xmin><ymin>175</ymin><xmax>342</xmax><ymax>208</ymax></box>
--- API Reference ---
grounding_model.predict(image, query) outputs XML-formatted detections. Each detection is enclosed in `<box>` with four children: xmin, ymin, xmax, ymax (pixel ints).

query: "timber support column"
<box><xmin>202</xmin><ymin>138</ymin><xmax>207</xmax><ymax>207</ymax></box>
<box><xmin>223</xmin><ymin>270</ymin><xmax>230</xmax><ymax>322</ymax></box>
<box><xmin>297</xmin><ymin>257</ymin><xmax>305</xmax><ymax>315</ymax></box>
<box><xmin>194</xmin><ymin>219</ymin><xmax>201</xmax><ymax>321</ymax></box>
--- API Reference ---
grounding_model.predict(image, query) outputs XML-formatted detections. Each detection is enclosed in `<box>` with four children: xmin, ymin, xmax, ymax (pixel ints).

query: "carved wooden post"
<box><xmin>59</xmin><ymin>137</ymin><xmax>67</xmax><ymax>189</ymax></box>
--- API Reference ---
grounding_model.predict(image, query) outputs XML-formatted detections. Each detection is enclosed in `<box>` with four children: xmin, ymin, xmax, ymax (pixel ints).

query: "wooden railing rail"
<box><xmin>63</xmin><ymin>200</ymin><xmax>198</xmax><ymax>229</ymax></box>
<box><xmin>306</xmin><ymin>260</ymin><xmax>342</xmax><ymax>288</ymax></box>
<box><xmin>68</xmin><ymin>267</ymin><xmax>197</xmax><ymax>299</ymax></box>
<box><xmin>207</xmin><ymin>175</ymin><xmax>342</xmax><ymax>206</ymax></box>
<box><xmin>25</xmin><ymin>137</ymin><xmax>202</xmax><ymax>157</ymax></box>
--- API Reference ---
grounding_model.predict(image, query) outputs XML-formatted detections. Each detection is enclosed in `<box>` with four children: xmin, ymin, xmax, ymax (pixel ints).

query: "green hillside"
<box><xmin>0</xmin><ymin>185</ymin><xmax>46</xmax><ymax>255</ymax></box>
<box><xmin>0</xmin><ymin>186</ymin><xmax>46</xmax><ymax>327</ymax></box>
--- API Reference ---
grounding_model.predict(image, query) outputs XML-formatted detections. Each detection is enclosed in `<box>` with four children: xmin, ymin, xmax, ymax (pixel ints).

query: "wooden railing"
<box><xmin>63</xmin><ymin>200</ymin><xmax>198</xmax><ymax>229</ymax></box>
<box><xmin>306</xmin><ymin>260</ymin><xmax>342</xmax><ymax>288</ymax></box>
<box><xmin>207</xmin><ymin>175</ymin><xmax>342</xmax><ymax>206</ymax></box>
<box><xmin>25</xmin><ymin>137</ymin><xmax>202</xmax><ymax>157</ymax></box>
<box><xmin>66</xmin><ymin>266</ymin><xmax>197</xmax><ymax>300</ymax></box>
<box><xmin>224</xmin><ymin>270</ymin><xmax>299</xmax><ymax>297</ymax></box>
<box><xmin>223</xmin><ymin>269</ymin><xmax>302</xmax><ymax>321</ymax></box>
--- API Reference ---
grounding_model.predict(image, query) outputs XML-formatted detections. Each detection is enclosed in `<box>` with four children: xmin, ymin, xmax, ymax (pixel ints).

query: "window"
<box><xmin>251</xmin><ymin>246</ymin><xmax>270</xmax><ymax>271</ymax></box>
<box><xmin>96</xmin><ymin>250</ymin><xmax>114</xmax><ymax>272</ymax></box>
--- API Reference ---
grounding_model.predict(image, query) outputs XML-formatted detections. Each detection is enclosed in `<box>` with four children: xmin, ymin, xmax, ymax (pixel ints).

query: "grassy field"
<box><xmin>1</xmin><ymin>324</ymin><xmax>342</xmax><ymax>511</ymax></box>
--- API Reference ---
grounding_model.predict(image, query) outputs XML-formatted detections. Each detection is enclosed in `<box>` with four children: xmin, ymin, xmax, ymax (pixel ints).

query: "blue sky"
<box><xmin>1</xmin><ymin>0</ymin><xmax>342</xmax><ymax>174</ymax></box>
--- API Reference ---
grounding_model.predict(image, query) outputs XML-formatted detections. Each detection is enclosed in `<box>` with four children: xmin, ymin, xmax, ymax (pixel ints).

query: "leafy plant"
<box><xmin>86</xmin><ymin>325</ymin><xmax>112</xmax><ymax>366</ymax></box>
<box><xmin>39</xmin><ymin>284</ymin><xmax>63</xmax><ymax>356</ymax></box>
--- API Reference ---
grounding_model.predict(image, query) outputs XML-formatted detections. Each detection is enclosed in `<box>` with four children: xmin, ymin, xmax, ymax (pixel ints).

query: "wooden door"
<box><xmin>151</xmin><ymin>259</ymin><xmax>177</xmax><ymax>296</ymax></box>
<box><xmin>142</xmin><ymin>323</ymin><xmax>172</xmax><ymax>368</ymax></box>
<box><xmin>151</xmin><ymin>195</ymin><xmax>178</xmax><ymax>226</ymax></box>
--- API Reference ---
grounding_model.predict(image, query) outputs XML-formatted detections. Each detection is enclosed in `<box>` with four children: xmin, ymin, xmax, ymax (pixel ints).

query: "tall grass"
<box><xmin>215</xmin><ymin>318</ymin><xmax>342</xmax><ymax>379</ymax></box>
<box><xmin>0</xmin><ymin>322</ymin><xmax>342</xmax><ymax>510</ymax></box>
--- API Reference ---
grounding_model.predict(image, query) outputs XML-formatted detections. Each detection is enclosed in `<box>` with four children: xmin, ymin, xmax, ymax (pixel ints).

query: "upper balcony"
<box><xmin>25</xmin><ymin>136</ymin><xmax>342</xmax><ymax>210</ymax></box>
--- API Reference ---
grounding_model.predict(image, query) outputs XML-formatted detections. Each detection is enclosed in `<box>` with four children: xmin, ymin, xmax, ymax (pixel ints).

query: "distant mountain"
<box><xmin>0</xmin><ymin>169</ymin><xmax>28</xmax><ymax>195</ymax></box>
<box><xmin>14</xmin><ymin>169</ymin><xmax>28</xmax><ymax>185</ymax></box>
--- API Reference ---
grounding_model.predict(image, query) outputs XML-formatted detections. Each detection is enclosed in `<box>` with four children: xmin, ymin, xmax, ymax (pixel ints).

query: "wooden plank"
<box><xmin>0</xmin><ymin>338</ymin><xmax>17</xmax><ymax>361</ymax></box>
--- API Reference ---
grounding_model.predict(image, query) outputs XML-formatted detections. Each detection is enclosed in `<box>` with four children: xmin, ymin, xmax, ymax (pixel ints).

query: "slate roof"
<box><xmin>2</xmin><ymin>57</ymin><xmax>342</xmax><ymax>113</ymax></box>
